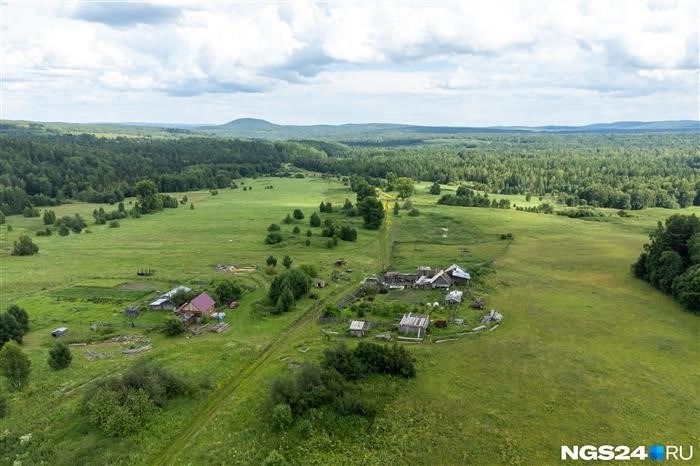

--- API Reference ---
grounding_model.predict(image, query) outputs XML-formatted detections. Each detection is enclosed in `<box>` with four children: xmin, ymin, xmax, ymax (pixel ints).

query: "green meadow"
<box><xmin>0</xmin><ymin>177</ymin><xmax>698</xmax><ymax>465</ymax></box>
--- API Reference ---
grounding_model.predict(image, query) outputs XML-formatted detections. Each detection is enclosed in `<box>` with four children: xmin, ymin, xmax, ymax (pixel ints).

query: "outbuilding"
<box><xmin>348</xmin><ymin>320</ymin><xmax>370</xmax><ymax>337</ymax></box>
<box><xmin>398</xmin><ymin>313</ymin><xmax>430</xmax><ymax>337</ymax></box>
<box><xmin>51</xmin><ymin>327</ymin><xmax>68</xmax><ymax>337</ymax></box>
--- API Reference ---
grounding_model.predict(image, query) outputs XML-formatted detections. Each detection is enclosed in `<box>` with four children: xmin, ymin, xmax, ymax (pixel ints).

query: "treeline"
<box><xmin>437</xmin><ymin>185</ymin><xmax>511</xmax><ymax>209</ymax></box>
<box><xmin>633</xmin><ymin>214</ymin><xmax>699</xmax><ymax>311</ymax></box>
<box><xmin>291</xmin><ymin>133</ymin><xmax>699</xmax><ymax>210</ymax></box>
<box><xmin>0</xmin><ymin>134</ymin><xmax>307</xmax><ymax>214</ymax></box>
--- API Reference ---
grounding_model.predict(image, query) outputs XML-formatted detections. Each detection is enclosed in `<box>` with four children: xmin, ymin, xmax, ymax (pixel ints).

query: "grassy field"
<box><xmin>0</xmin><ymin>177</ymin><xmax>698</xmax><ymax>465</ymax></box>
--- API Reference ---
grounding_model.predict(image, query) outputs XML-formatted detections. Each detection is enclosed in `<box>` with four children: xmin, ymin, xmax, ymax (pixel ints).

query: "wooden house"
<box><xmin>176</xmin><ymin>292</ymin><xmax>216</xmax><ymax>324</ymax></box>
<box><xmin>445</xmin><ymin>264</ymin><xmax>471</xmax><ymax>285</ymax></box>
<box><xmin>348</xmin><ymin>320</ymin><xmax>370</xmax><ymax>337</ymax></box>
<box><xmin>398</xmin><ymin>313</ymin><xmax>429</xmax><ymax>337</ymax></box>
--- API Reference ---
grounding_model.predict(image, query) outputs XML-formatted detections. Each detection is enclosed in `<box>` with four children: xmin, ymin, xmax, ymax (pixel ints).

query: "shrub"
<box><xmin>108</xmin><ymin>220</ymin><xmax>120</xmax><ymax>228</ymax></box>
<box><xmin>266</xmin><ymin>255</ymin><xmax>277</xmax><ymax>267</ymax></box>
<box><xmin>283</xmin><ymin>214</ymin><xmax>293</xmax><ymax>224</ymax></box>
<box><xmin>299</xmin><ymin>264</ymin><xmax>318</xmax><ymax>278</ymax></box>
<box><xmin>163</xmin><ymin>317</ymin><xmax>185</xmax><ymax>336</ymax></box>
<box><xmin>338</xmin><ymin>225</ymin><xmax>358</xmax><ymax>241</ymax></box>
<box><xmin>267</xmin><ymin>223</ymin><xmax>281</xmax><ymax>232</ymax></box>
<box><xmin>292</xmin><ymin>226</ymin><xmax>300</xmax><ymax>234</ymax></box>
<box><xmin>305</xmin><ymin>239</ymin><xmax>311</xmax><ymax>246</ymax></box>
<box><xmin>309</xmin><ymin>212</ymin><xmax>321</xmax><ymax>227</ymax></box>
<box><xmin>11</xmin><ymin>235</ymin><xmax>39</xmax><ymax>256</ymax></box>
<box><xmin>271</xmin><ymin>403</ymin><xmax>294</xmax><ymax>431</ymax></box>
<box><xmin>292</xmin><ymin>209</ymin><xmax>304</xmax><ymax>220</ymax></box>
<box><xmin>0</xmin><ymin>395</ymin><xmax>7</xmax><ymax>418</ymax></box>
<box><xmin>265</xmin><ymin>232</ymin><xmax>284</xmax><ymax>244</ymax></box>
<box><xmin>48</xmin><ymin>341</ymin><xmax>73</xmax><ymax>369</ymax></box>
<box><xmin>408</xmin><ymin>208</ymin><xmax>420</xmax><ymax>217</ymax></box>
<box><xmin>81</xmin><ymin>361</ymin><xmax>189</xmax><ymax>437</ymax></box>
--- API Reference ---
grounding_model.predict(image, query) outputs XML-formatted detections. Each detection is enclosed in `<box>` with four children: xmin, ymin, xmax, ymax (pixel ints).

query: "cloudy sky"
<box><xmin>2</xmin><ymin>1</ymin><xmax>698</xmax><ymax>126</ymax></box>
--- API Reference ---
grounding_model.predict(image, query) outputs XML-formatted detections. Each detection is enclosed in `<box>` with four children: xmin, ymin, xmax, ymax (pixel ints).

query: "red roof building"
<box><xmin>176</xmin><ymin>292</ymin><xmax>216</xmax><ymax>320</ymax></box>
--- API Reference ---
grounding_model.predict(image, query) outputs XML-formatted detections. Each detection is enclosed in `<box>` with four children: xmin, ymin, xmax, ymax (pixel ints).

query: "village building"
<box><xmin>176</xmin><ymin>292</ymin><xmax>216</xmax><ymax>325</ymax></box>
<box><xmin>445</xmin><ymin>290</ymin><xmax>463</xmax><ymax>305</ymax></box>
<box><xmin>398</xmin><ymin>313</ymin><xmax>430</xmax><ymax>337</ymax></box>
<box><xmin>348</xmin><ymin>320</ymin><xmax>370</xmax><ymax>337</ymax></box>
<box><xmin>445</xmin><ymin>264</ymin><xmax>471</xmax><ymax>285</ymax></box>
<box><xmin>149</xmin><ymin>285</ymin><xmax>192</xmax><ymax>310</ymax></box>
<box><xmin>51</xmin><ymin>327</ymin><xmax>68</xmax><ymax>337</ymax></box>
<box><xmin>415</xmin><ymin>269</ymin><xmax>452</xmax><ymax>289</ymax></box>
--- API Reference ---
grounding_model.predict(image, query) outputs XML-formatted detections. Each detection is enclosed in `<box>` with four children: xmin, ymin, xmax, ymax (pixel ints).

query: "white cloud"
<box><xmin>1</xmin><ymin>1</ymin><xmax>698</xmax><ymax>124</ymax></box>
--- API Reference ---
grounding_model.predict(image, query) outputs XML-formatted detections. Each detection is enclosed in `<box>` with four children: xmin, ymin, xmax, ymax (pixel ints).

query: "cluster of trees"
<box><xmin>291</xmin><ymin>133</ymin><xmax>699</xmax><ymax>210</ymax></box>
<box><xmin>555</xmin><ymin>207</ymin><xmax>606</xmax><ymax>219</ymax></box>
<box><xmin>268</xmin><ymin>267</ymin><xmax>311</xmax><ymax>314</ymax></box>
<box><xmin>437</xmin><ymin>186</ymin><xmax>511</xmax><ymax>209</ymax></box>
<box><xmin>81</xmin><ymin>361</ymin><xmax>191</xmax><ymax>436</ymax></box>
<box><xmin>515</xmin><ymin>203</ymin><xmax>555</xmax><ymax>214</ymax></box>
<box><xmin>633</xmin><ymin>214</ymin><xmax>699</xmax><ymax>311</ymax></box>
<box><xmin>269</xmin><ymin>342</ymin><xmax>415</xmax><ymax>430</ymax></box>
<box><xmin>0</xmin><ymin>134</ymin><xmax>297</xmax><ymax>214</ymax></box>
<box><xmin>0</xmin><ymin>305</ymin><xmax>29</xmax><ymax>348</ymax></box>
<box><xmin>11</xmin><ymin>234</ymin><xmax>39</xmax><ymax>256</ymax></box>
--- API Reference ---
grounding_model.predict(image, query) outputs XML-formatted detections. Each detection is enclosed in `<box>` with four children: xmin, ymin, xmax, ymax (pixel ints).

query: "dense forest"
<box><xmin>293</xmin><ymin>133</ymin><xmax>700</xmax><ymax>209</ymax></box>
<box><xmin>0</xmin><ymin>134</ymin><xmax>322</xmax><ymax>214</ymax></box>
<box><xmin>0</xmin><ymin>131</ymin><xmax>698</xmax><ymax>215</ymax></box>
<box><xmin>633</xmin><ymin>214</ymin><xmax>699</xmax><ymax>311</ymax></box>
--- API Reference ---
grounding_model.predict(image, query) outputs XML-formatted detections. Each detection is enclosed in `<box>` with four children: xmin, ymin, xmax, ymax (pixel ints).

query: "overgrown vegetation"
<box><xmin>81</xmin><ymin>361</ymin><xmax>192</xmax><ymax>437</ymax></box>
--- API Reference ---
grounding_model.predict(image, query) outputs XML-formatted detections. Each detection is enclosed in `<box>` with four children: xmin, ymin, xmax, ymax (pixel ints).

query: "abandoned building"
<box><xmin>348</xmin><ymin>320</ymin><xmax>370</xmax><ymax>337</ymax></box>
<box><xmin>445</xmin><ymin>290</ymin><xmax>463</xmax><ymax>305</ymax></box>
<box><xmin>398</xmin><ymin>313</ymin><xmax>430</xmax><ymax>337</ymax></box>
<box><xmin>380</xmin><ymin>265</ymin><xmax>470</xmax><ymax>290</ymax></box>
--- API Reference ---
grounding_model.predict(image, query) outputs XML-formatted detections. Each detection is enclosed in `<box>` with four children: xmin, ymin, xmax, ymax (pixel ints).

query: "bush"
<box><xmin>81</xmin><ymin>361</ymin><xmax>189</xmax><ymax>437</ymax></box>
<box><xmin>11</xmin><ymin>235</ymin><xmax>39</xmax><ymax>256</ymax></box>
<box><xmin>309</xmin><ymin>212</ymin><xmax>321</xmax><ymax>227</ymax></box>
<box><xmin>0</xmin><ymin>395</ymin><xmax>8</xmax><ymax>418</ymax></box>
<box><xmin>271</xmin><ymin>403</ymin><xmax>294</xmax><ymax>431</ymax></box>
<box><xmin>292</xmin><ymin>226</ymin><xmax>300</xmax><ymax>234</ymax></box>
<box><xmin>267</xmin><ymin>223</ymin><xmax>281</xmax><ymax>232</ymax></box>
<box><xmin>163</xmin><ymin>317</ymin><xmax>185</xmax><ymax>336</ymax></box>
<box><xmin>500</xmin><ymin>233</ymin><xmax>514</xmax><ymax>240</ymax></box>
<box><xmin>408</xmin><ymin>208</ymin><xmax>420</xmax><ymax>217</ymax></box>
<box><xmin>0</xmin><ymin>341</ymin><xmax>31</xmax><ymax>391</ymax></box>
<box><xmin>305</xmin><ymin>239</ymin><xmax>311</xmax><ymax>246</ymax></box>
<box><xmin>298</xmin><ymin>264</ymin><xmax>318</xmax><ymax>278</ymax></box>
<box><xmin>265</xmin><ymin>232</ymin><xmax>284</xmax><ymax>244</ymax></box>
<box><xmin>338</xmin><ymin>225</ymin><xmax>358</xmax><ymax>241</ymax></box>
<box><xmin>292</xmin><ymin>209</ymin><xmax>304</xmax><ymax>220</ymax></box>
<box><xmin>48</xmin><ymin>341</ymin><xmax>73</xmax><ymax>369</ymax></box>
<box><xmin>108</xmin><ymin>220</ymin><xmax>120</xmax><ymax>228</ymax></box>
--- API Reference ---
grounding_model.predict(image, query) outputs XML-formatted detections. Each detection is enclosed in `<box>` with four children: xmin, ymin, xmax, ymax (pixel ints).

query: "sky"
<box><xmin>1</xmin><ymin>1</ymin><xmax>698</xmax><ymax>126</ymax></box>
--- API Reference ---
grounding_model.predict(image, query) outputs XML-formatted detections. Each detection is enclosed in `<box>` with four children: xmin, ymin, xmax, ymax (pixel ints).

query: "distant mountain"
<box><xmin>196</xmin><ymin>119</ymin><xmax>700</xmax><ymax>140</ymax></box>
<box><xmin>2</xmin><ymin>118</ymin><xmax>697</xmax><ymax>142</ymax></box>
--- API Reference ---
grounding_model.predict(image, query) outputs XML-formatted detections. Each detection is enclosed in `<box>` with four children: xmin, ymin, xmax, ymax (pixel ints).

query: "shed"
<box><xmin>162</xmin><ymin>285</ymin><xmax>191</xmax><ymax>299</ymax></box>
<box><xmin>398</xmin><ymin>313</ymin><xmax>429</xmax><ymax>337</ymax></box>
<box><xmin>445</xmin><ymin>290</ymin><xmax>463</xmax><ymax>305</ymax></box>
<box><xmin>348</xmin><ymin>320</ymin><xmax>370</xmax><ymax>337</ymax></box>
<box><xmin>51</xmin><ymin>327</ymin><xmax>68</xmax><ymax>337</ymax></box>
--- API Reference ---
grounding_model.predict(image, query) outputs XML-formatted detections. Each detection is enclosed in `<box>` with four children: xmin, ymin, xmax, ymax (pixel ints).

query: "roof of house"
<box><xmin>162</xmin><ymin>285</ymin><xmax>191</xmax><ymax>299</ymax></box>
<box><xmin>399</xmin><ymin>313</ymin><xmax>429</xmax><ymax>329</ymax></box>
<box><xmin>349</xmin><ymin>320</ymin><xmax>369</xmax><ymax>331</ymax></box>
<box><xmin>150</xmin><ymin>297</ymin><xmax>170</xmax><ymax>306</ymax></box>
<box><xmin>446</xmin><ymin>264</ymin><xmax>471</xmax><ymax>280</ymax></box>
<box><xmin>429</xmin><ymin>270</ymin><xmax>452</xmax><ymax>284</ymax></box>
<box><xmin>446</xmin><ymin>290</ymin><xmax>463</xmax><ymax>302</ymax></box>
<box><xmin>190</xmin><ymin>292</ymin><xmax>216</xmax><ymax>312</ymax></box>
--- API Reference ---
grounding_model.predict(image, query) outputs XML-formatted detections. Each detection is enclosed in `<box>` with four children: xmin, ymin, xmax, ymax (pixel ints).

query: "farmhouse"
<box><xmin>348</xmin><ymin>320</ymin><xmax>370</xmax><ymax>337</ymax></box>
<box><xmin>176</xmin><ymin>292</ymin><xmax>216</xmax><ymax>325</ymax></box>
<box><xmin>415</xmin><ymin>269</ymin><xmax>452</xmax><ymax>289</ymax></box>
<box><xmin>445</xmin><ymin>290</ymin><xmax>463</xmax><ymax>305</ymax></box>
<box><xmin>398</xmin><ymin>313</ymin><xmax>430</xmax><ymax>337</ymax></box>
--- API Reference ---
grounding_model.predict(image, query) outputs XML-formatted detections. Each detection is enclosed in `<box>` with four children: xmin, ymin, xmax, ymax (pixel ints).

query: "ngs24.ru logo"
<box><xmin>561</xmin><ymin>445</ymin><xmax>694</xmax><ymax>461</ymax></box>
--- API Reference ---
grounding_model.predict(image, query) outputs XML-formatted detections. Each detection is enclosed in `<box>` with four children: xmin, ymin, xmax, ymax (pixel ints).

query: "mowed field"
<box><xmin>0</xmin><ymin>177</ymin><xmax>698</xmax><ymax>465</ymax></box>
